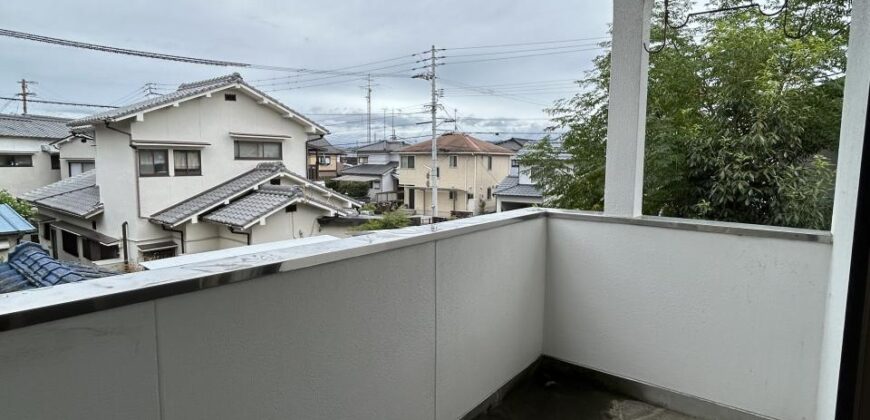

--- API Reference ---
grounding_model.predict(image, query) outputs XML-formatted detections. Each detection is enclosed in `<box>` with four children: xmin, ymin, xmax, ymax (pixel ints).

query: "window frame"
<box><xmin>173</xmin><ymin>150</ymin><xmax>202</xmax><ymax>176</ymax></box>
<box><xmin>401</xmin><ymin>155</ymin><xmax>415</xmax><ymax>169</ymax></box>
<box><xmin>68</xmin><ymin>160</ymin><xmax>95</xmax><ymax>177</ymax></box>
<box><xmin>234</xmin><ymin>140</ymin><xmax>283</xmax><ymax>161</ymax></box>
<box><xmin>318</xmin><ymin>155</ymin><xmax>331</xmax><ymax>166</ymax></box>
<box><xmin>449</xmin><ymin>155</ymin><xmax>458</xmax><ymax>168</ymax></box>
<box><xmin>50</xmin><ymin>154</ymin><xmax>60</xmax><ymax>170</ymax></box>
<box><xmin>486</xmin><ymin>156</ymin><xmax>493</xmax><ymax>170</ymax></box>
<box><xmin>0</xmin><ymin>154</ymin><xmax>33</xmax><ymax>167</ymax></box>
<box><xmin>138</xmin><ymin>149</ymin><xmax>169</xmax><ymax>177</ymax></box>
<box><xmin>61</xmin><ymin>230</ymin><xmax>78</xmax><ymax>257</ymax></box>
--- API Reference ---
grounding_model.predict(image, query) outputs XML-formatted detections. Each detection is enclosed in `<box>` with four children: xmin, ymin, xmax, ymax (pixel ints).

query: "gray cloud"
<box><xmin>0</xmin><ymin>0</ymin><xmax>611</xmax><ymax>142</ymax></box>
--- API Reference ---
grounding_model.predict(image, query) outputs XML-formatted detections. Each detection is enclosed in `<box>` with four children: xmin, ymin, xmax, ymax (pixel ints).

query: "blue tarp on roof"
<box><xmin>0</xmin><ymin>204</ymin><xmax>35</xmax><ymax>236</ymax></box>
<box><xmin>0</xmin><ymin>242</ymin><xmax>117</xmax><ymax>294</ymax></box>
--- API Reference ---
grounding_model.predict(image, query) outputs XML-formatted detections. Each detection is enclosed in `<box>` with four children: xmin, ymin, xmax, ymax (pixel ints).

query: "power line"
<box><xmin>0</xmin><ymin>96</ymin><xmax>117</xmax><ymax>109</ymax></box>
<box><xmin>444</xmin><ymin>36</ymin><xmax>609</xmax><ymax>50</ymax></box>
<box><xmin>444</xmin><ymin>42</ymin><xmax>604</xmax><ymax>58</ymax></box>
<box><xmin>444</xmin><ymin>46</ymin><xmax>604</xmax><ymax>66</ymax></box>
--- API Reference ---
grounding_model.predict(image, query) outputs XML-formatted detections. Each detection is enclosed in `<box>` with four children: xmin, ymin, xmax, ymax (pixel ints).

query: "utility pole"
<box><xmin>143</xmin><ymin>82</ymin><xmax>160</xmax><ymax>98</ymax></box>
<box><xmin>454</xmin><ymin>108</ymin><xmax>459</xmax><ymax>131</ymax></box>
<box><xmin>391</xmin><ymin>109</ymin><xmax>396</xmax><ymax>140</ymax></box>
<box><xmin>413</xmin><ymin>45</ymin><xmax>444</xmax><ymax>220</ymax></box>
<box><xmin>382</xmin><ymin>108</ymin><xmax>388</xmax><ymax>141</ymax></box>
<box><xmin>16</xmin><ymin>79</ymin><xmax>36</xmax><ymax>115</ymax></box>
<box><xmin>366</xmin><ymin>74</ymin><xmax>372</xmax><ymax>144</ymax></box>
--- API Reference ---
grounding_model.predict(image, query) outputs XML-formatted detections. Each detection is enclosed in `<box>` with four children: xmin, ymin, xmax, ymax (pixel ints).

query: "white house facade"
<box><xmin>0</xmin><ymin>114</ymin><xmax>69</xmax><ymax>196</ymax></box>
<box><xmin>21</xmin><ymin>73</ymin><xmax>359</xmax><ymax>266</ymax></box>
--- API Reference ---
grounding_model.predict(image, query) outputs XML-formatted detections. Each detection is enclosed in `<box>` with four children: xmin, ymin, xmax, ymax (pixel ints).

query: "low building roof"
<box><xmin>19</xmin><ymin>170</ymin><xmax>103</xmax><ymax>219</ymax></box>
<box><xmin>0</xmin><ymin>113</ymin><xmax>71</xmax><ymax>139</ymax></box>
<box><xmin>355</xmin><ymin>140</ymin><xmax>409</xmax><ymax>154</ymax></box>
<box><xmin>399</xmin><ymin>133</ymin><xmax>513</xmax><ymax>155</ymax></box>
<box><xmin>67</xmin><ymin>73</ymin><xmax>328</xmax><ymax>135</ymax></box>
<box><xmin>0</xmin><ymin>242</ymin><xmax>117</xmax><ymax>294</ymax></box>
<box><xmin>150</xmin><ymin>163</ymin><xmax>360</xmax><ymax>227</ymax></box>
<box><xmin>493</xmin><ymin>138</ymin><xmax>534</xmax><ymax>152</ymax></box>
<box><xmin>493</xmin><ymin>175</ymin><xmax>543</xmax><ymax>198</ymax></box>
<box><xmin>202</xmin><ymin>185</ymin><xmax>353</xmax><ymax>229</ymax></box>
<box><xmin>308</xmin><ymin>138</ymin><xmax>346</xmax><ymax>155</ymax></box>
<box><xmin>340</xmin><ymin>162</ymin><xmax>397</xmax><ymax>176</ymax></box>
<box><xmin>0</xmin><ymin>204</ymin><xmax>35</xmax><ymax>236</ymax></box>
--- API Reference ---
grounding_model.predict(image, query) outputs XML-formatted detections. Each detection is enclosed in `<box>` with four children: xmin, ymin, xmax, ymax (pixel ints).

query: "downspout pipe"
<box><xmin>121</xmin><ymin>221</ymin><xmax>129</xmax><ymax>264</ymax></box>
<box><xmin>229</xmin><ymin>227</ymin><xmax>251</xmax><ymax>246</ymax></box>
<box><xmin>162</xmin><ymin>225</ymin><xmax>186</xmax><ymax>254</ymax></box>
<box><xmin>104</xmin><ymin>121</ymin><xmax>143</xmax><ymax>219</ymax></box>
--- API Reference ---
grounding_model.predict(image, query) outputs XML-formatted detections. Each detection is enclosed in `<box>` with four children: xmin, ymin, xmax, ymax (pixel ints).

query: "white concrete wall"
<box><xmin>250</xmin><ymin>204</ymin><xmax>325</xmax><ymax>242</ymax></box>
<box><xmin>0</xmin><ymin>137</ymin><xmax>60</xmax><ymax>196</ymax></box>
<box><xmin>0</xmin><ymin>216</ymin><xmax>546</xmax><ymax>420</ymax></box>
<box><xmin>544</xmin><ymin>217</ymin><xmax>833</xmax><ymax>420</ymax></box>
<box><xmin>59</xmin><ymin>137</ymin><xmax>96</xmax><ymax>179</ymax></box>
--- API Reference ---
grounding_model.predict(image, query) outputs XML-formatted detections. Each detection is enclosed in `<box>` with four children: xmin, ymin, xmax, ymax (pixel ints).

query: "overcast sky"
<box><xmin>0</xmin><ymin>0</ymin><xmax>612</xmax><ymax>145</ymax></box>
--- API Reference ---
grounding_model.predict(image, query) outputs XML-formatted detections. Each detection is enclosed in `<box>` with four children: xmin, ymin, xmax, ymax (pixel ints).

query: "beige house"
<box><xmin>306</xmin><ymin>137</ymin><xmax>345</xmax><ymax>180</ymax></box>
<box><xmin>0</xmin><ymin>113</ymin><xmax>69</xmax><ymax>196</ymax></box>
<box><xmin>397</xmin><ymin>133</ymin><xmax>512</xmax><ymax>218</ymax></box>
<box><xmin>21</xmin><ymin>73</ymin><xmax>360</xmax><ymax>266</ymax></box>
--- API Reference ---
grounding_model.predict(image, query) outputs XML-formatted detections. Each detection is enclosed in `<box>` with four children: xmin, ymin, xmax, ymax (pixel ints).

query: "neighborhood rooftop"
<box><xmin>0</xmin><ymin>113</ymin><xmax>71</xmax><ymax>139</ymax></box>
<box><xmin>354</xmin><ymin>139</ymin><xmax>410</xmax><ymax>153</ymax></box>
<box><xmin>66</xmin><ymin>73</ymin><xmax>328</xmax><ymax>134</ymax></box>
<box><xmin>19</xmin><ymin>170</ymin><xmax>103</xmax><ymax>218</ymax></box>
<box><xmin>203</xmin><ymin>185</ymin><xmax>353</xmax><ymax>229</ymax></box>
<box><xmin>400</xmin><ymin>133</ymin><xmax>514</xmax><ymax>154</ymax></box>
<box><xmin>340</xmin><ymin>162</ymin><xmax>398</xmax><ymax>176</ymax></box>
<box><xmin>0</xmin><ymin>242</ymin><xmax>116</xmax><ymax>294</ymax></box>
<box><xmin>0</xmin><ymin>204</ymin><xmax>35</xmax><ymax>236</ymax></box>
<box><xmin>493</xmin><ymin>175</ymin><xmax>543</xmax><ymax>198</ymax></box>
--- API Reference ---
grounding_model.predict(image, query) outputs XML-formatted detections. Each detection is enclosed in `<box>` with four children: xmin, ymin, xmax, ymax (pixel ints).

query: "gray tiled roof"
<box><xmin>67</xmin><ymin>73</ymin><xmax>327</xmax><ymax>134</ymax></box>
<box><xmin>0</xmin><ymin>113</ymin><xmax>71</xmax><ymax>139</ymax></box>
<box><xmin>150</xmin><ymin>163</ymin><xmax>284</xmax><ymax>226</ymax></box>
<box><xmin>19</xmin><ymin>170</ymin><xmax>103</xmax><ymax>218</ymax></box>
<box><xmin>309</xmin><ymin>138</ymin><xmax>345</xmax><ymax>155</ymax></box>
<box><xmin>341</xmin><ymin>162</ymin><xmax>397</xmax><ymax>176</ymax></box>
<box><xmin>202</xmin><ymin>185</ymin><xmax>301</xmax><ymax>228</ymax></box>
<box><xmin>151</xmin><ymin>162</ymin><xmax>360</xmax><ymax>227</ymax></box>
<box><xmin>0</xmin><ymin>204</ymin><xmax>35</xmax><ymax>236</ymax></box>
<box><xmin>493</xmin><ymin>138</ymin><xmax>534</xmax><ymax>152</ymax></box>
<box><xmin>493</xmin><ymin>176</ymin><xmax>543</xmax><ymax>198</ymax></box>
<box><xmin>355</xmin><ymin>140</ymin><xmax>408</xmax><ymax>153</ymax></box>
<box><xmin>0</xmin><ymin>242</ymin><xmax>116</xmax><ymax>294</ymax></box>
<box><xmin>202</xmin><ymin>185</ymin><xmax>353</xmax><ymax>229</ymax></box>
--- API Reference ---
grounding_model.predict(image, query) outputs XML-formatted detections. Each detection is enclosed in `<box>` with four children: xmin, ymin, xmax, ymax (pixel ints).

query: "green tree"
<box><xmin>521</xmin><ymin>0</ymin><xmax>849</xmax><ymax>229</ymax></box>
<box><xmin>0</xmin><ymin>190</ymin><xmax>33</xmax><ymax>219</ymax></box>
<box><xmin>356</xmin><ymin>211</ymin><xmax>411</xmax><ymax>231</ymax></box>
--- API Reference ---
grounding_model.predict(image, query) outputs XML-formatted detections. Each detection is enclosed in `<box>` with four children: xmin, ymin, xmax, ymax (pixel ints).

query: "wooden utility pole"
<box><xmin>16</xmin><ymin>79</ymin><xmax>36</xmax><ymax>114</ymax></box>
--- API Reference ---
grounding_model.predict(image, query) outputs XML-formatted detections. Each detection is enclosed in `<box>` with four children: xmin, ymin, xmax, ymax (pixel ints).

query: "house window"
<box><xmin>234</xmin><ymin>141</ymin><xmax>282</xmax><ymax>160</ymax></box>
<box><xmin>486</xmin><ymin>156</ymin><xmax>493</xmax><ymax>170</ymax></box>
<box><xmin>372</xmin><ymin>180</ymin><xmax>381</xmax><ymax>190</ymax></box>
<box><xmin>42</xmin><ymin>223</ymin><xmax>51</xmax><ymax>240</ymax></box>
<box><xmin>139</xmin><ymin>149</ymin><xmax>169</xmax><ymax>176</ymax></box>
<box><xmin>487</xmin><ymin>187</ymin><xmax>493</xmax><ymax>199</ymax></box>
<box><xmin>61</xmin><ymin>230</ymin><xmax>78</xmax><ymax>257</ymax></box>
<box><xmin>0</xmin><ymin>154</ymin><xmax>32</xmax><ymax>167</ymax></box>
<box><xmin>50</xmin><ymin>155</ymin><xmax>60</xmax><ymax>170</ymax></box>
<box><xmin>174</xmin><ymin>150</ymin><xmax>202</xmax><ymax>176</ymax></box>
<box><xmin>270</xmin><ymin>178</ymin><xmax>281</xmax><ymax>185</ymax></box>
<box><xmin>448</xmin><ymin>191</ymin><xmax>455</xmax><ymax>199</ymax></box>
<box><xmin>401</xmin><ymin>156</ymin><xmax>414</xmax><ymax>169</ymax></box>
<box><xmin>449</xmin><ymin>155</ymin><xmax>458</xmax><ymax>168</ymax></box>
<box><xmin>68</xmin><ymin>160</ymin><xmax>95</xmax><ymax>177</ymax></box>
<box><xmin>511</xmin><ymin>158</ymin><xmax>518</xmax><ymax>168</ymax></box>
<box><xmin>142</xmin><ymin>248</ymin><xmax>177</xmax><ymax>261</ymax></box>
<box><xmin>224</xmin><ymin>93</ymin><xmax>237</xmax><ymax>101</ymax></box>
<box><xmin>358</xmin><ymin>156</ymin><xmax>369</xmax><ymax>165</ymax></box>
<box><xmin>318</xmin><ymin>155</ymin><xmax>331</xmax><ymax>166</ymax></box>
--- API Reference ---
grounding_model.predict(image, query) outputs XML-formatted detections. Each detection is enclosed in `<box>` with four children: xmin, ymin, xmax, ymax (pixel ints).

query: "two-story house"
<box><xmin>48</xmin><ymin>130</ymin><xmax>97</xmax><ymax>179</ymax></box>
<box><xmin>0</xmin><ymin>113</ymin><xmax>70</xmax><ymax>196</ymax></box>
<box><xmin>334</xmin><ymin>140</ymin><xmax>408</xmax><ymax>202</ymax></box>
<box><xmin>21</xmin><ymin>73</ymin><xmax>359</xmax><ymax>266</ymax></box>
<box><xmin>397</xmin><ymin>133</ymin><xmax>512</xmax><ymax>218</ymax></box>
<box><xmin>306</xmin><ymin>137</ymin><xmax>345</xmax><ymax>180</ymax></box>
<box><xmin>494</xmin><ymin>137</ymin><xmax>569</xmax><ymax>211</ymax></box>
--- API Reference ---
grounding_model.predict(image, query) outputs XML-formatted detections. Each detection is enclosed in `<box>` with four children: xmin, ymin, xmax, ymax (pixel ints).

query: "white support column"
<box><xmin>603</xmin><ymin>0</ymin><xmax>653</xmax><ymax>217</ymax></box>
<box><xmin>816</xmin><ymin>1</ymin><xmax>870</xmax><ymax>418</ymax></box>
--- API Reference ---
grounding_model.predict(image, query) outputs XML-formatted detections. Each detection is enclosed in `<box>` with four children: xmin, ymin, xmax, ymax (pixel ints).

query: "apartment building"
<box><xmin>397</xmin><ymin>133</ymin><xmax>512</xmax><ymax>218</ymax></box>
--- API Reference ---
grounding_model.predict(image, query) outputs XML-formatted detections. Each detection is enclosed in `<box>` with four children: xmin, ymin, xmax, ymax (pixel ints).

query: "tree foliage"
<box><xmin>0</xmin><ymin>190</ymin><xmax>33</xmax><ymax>219</ymax></box>
<box><xmin>520</xmin><ymin>0</ymin><xmax>849</xmax><ymax>229</ymax></box>
<box><xmin>356</xmin><ymin>211</ymin><xmax>410</xmax><ymax>231</ymax></box>
<box><xmin>325</xmin><ymin>180</ymin><xmax>370</xmax><ymax>200</ymax></box>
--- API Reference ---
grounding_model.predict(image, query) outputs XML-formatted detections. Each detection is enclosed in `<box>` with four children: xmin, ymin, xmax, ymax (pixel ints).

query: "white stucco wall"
<box><xmin>250</xmin><ymin>204</ymin><xmax>325</xmax><ymax>243</ymax></box>
<box><xmin>58</xmin><ymin>137</ymin><xmax>96</xmax><ymax>179</ymax></box>
<box><xmin>544</xmin><ymin>217</ymin><xmax>832</xmax><ymax>420</ymax></box>
<box><xmin>0</xmin><ymin>215</ymin><xmax>546</xmax><ymax>420</ymax></box>
<box><xmin>0</xmin><ymin>137</ymin><xmax>60</xmax><ymax>196</ymax></box>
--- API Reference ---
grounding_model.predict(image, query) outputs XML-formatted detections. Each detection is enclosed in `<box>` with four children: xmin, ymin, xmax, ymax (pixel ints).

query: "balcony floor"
<box><xmin>471</xmin><ymin>361</ymin><xmax>696</xmax><ymax>420</ymax></box>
